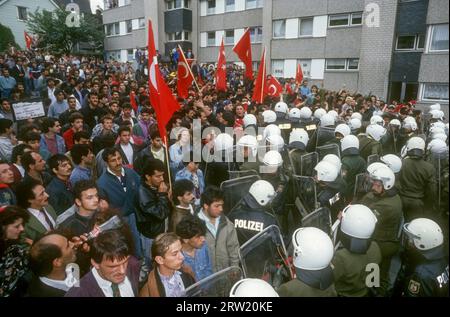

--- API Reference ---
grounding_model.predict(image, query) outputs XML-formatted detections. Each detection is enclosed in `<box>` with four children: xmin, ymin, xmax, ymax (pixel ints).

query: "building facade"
<box><xmin>102</xmin><ymin>0</ymin><xmax>449</xmax><ymax>107</ymax></box>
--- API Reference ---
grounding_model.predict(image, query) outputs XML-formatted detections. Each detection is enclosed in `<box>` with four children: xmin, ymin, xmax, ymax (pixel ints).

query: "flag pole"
<box><xmin>260</xmin><ymin>47</ymin><xmax>266</xmax><ymax>104</ymax></box>
<box><xmin>178</xmin><ymin>45</ymin><xmax>200</xmax><ymax>92</ymax></box>
<box><xmin>163</xmin><ymin>134</ymin><xmax>173</xmax><ymax>190</ymax></box>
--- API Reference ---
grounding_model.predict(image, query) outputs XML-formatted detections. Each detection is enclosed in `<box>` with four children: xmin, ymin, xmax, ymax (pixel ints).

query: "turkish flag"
<box><xmin>177</xmin><ymin>45</ymin><xmax>195</xmax><ymax>99</ymax></box>
<box><xmin>267</xmin><ymin>76</ymin><xmax>283</xmax><ymax>97</ymax></box>
<box><xmin>233</xmin><ymin>28</ymin><xmax>253</xmax><ymax>80</ymax></box>
<box><xmin>216</xmin><ymin>39</ymin><xmax>227</xmax><ymax>92</ymax></box>
<box><xmin>252</xmin><ymin>48</ymin><xmax>267</xmax><ymax>104</ymax></box>
<box><xmin>296</xmin><ymin>63</ymin><xmax>304</xmax><ymax>85</ymax></box>
<box><xmin>129</xmin><ymin>91</ymin><xmax>138</xmax><ymax>113</ymax></box>
<box><xmin>147</xmin><ymin>20</ymin><xmax>181</xmax><ymax>143</ymax></box>
<box><xmin>285</xmin><ymin>83</ymin><xmax>293</xmax><ymax>95</ymax></box>
<box><xmin>24</xmin><ymin>32</ymin><xmax>32</xmax><ymax>50</ymax></box>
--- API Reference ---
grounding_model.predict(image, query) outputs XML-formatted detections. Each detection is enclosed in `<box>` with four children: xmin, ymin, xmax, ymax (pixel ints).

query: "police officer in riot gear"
<box><xmin>332</xmin><ymin>204</ymin><xmax>382</xmax><ymax>297</ymax></box>
<box><xmin>394</xmin><ymin>218</ymin><xmax>449</xmax><ymax>297</ymax></box>
<box><xmin>278</xmin><ymin>227</ymin><xmax>337</xmax><ymax>297</ymax></box>
<box><xmin>359</xmin><ymin>124</ymin><xmax>386</xmax><ymax>161</ymax></box>
<box><xmin>307</xmin><ymin>113</ymin><xmax>336</xmax><ymax>152</ymax></box>
<box><xmin>230</xmin><ymin>278</ymin><xmax>279</xmax><ymax>297</ymax></box>
<box><xmin>236</xmin><ymin>134</ymin><xmax>260</xmax><ymax>172</ymax></box>
<box><xmin>340</xmin><ymin>135</ymin><xmax>366</xmax><ymax>200</ymax></box>
<box><xmin>286</xmin><ymin>128</ymin><xmax>309</xmax><ymax>175</ymax></box>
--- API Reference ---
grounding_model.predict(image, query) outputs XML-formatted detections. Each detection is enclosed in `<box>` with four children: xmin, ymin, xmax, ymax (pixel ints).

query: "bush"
<box><xmin>0</xmin><ymin>23</ymin><xmax>19</xmax><ymax>53</ymax></box>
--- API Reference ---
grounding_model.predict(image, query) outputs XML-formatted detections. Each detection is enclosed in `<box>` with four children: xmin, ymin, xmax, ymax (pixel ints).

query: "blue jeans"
<box><xmin>123</xmin><ymin>213</ymin><xmax>143</xmax><ymax>259</ymax></box>
<box><xmin>140</xmin><ymin>235</ymin><xmax>154</xmax><ymax>271</ymax></box>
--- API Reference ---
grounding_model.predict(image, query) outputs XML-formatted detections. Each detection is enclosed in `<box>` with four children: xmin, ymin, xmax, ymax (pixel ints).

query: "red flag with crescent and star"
<box><xmin>24</xmin><ymin>31</ymin><xmax>33</xmax><ymax>50</ymax></box>
<box><xmin>233</xmin><ymin>28</ymin><xmax>253</xmax><ymax>80</ymax></box>
<box><xmin>147</xmin><ymin>20</ymin><xmax>181</xmax><ymax>143</ymax></box>
<box><xmin>296</xmin><ymin>63</ymin><xmax>304</xmax><ymax>85</ymax></box>
<box><xmin>216</xmin><ymin>38</ymin><xmax>227</xmax><ymax>92</ymax></box>
<box><xmin>267</xmin><ymin>76</ymin><xmax>283</xmax><ymax>97</ymax></box>
<box><xmin>177</xmin><ymin>45</ymin><xmax>195</xmax><ymax>99</ymax></box>
<box><xmin>252</xmin><ymin>48</ymin><xmax>267</xmax><ymax>104</ymax></box>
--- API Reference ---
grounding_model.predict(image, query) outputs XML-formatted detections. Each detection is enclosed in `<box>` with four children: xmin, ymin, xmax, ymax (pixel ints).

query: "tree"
<box><xmin>26</xmin><ymin>8</ymin><xmax>104</xmax><ymax>55</ymax></box>
<box><xmin>0</xmin><ymin>23</ymin><xmax>19</xmax><ymax>53</ymax></box>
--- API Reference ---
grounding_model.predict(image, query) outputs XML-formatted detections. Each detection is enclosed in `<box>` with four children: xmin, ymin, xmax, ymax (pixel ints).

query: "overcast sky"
<box><xmin>90</xmin><ymin>0</ymin><xmax>104</xmax><ymax>13</ymax></box>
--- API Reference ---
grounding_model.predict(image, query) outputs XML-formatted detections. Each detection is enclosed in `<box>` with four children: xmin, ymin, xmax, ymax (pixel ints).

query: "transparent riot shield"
<box><xmin>367</xmin><ymin>154</ymin><xmax>380</xmax><ymax>165</ymax></box>
<box><xmin>316</xmin><ymin>143</ymin><xmax>340</xmax><ymax>161</ymax></box>
<box><xmin>220</xmin><ymin>175</ymin><xmax>261</xmax><ymax>215</ymax></box>
<box><xmin>353</xmin><ymin>172</ymin><xmax>371</xmax><ymax>202</ymax></box>
<box><xmin>185</xmin><ymin>266</ymin><xmax>244</xmax><ymax>297</ymax></box>
<box><xmin>299</xmin><ymin>152</ymin><xmax>319</xmax><ymax>177</ymax></box>
<box><xmin>331</xmin><ymin>219</ymin><xmax>341</xmax><ymax>250</ymax></box>
<box><xmin>300</xmin><ymin>207</ymin><xmax>332</xmax><ymax>236</ymax></box>
<box><xmin>429</xmin><ymin>153</ymin><xmax>449</xmax><ymax>213</ymax></box>
<box><xmin>421</xmin><ymin>113</ymin><xmax>433</xmax><ymax>135</ymax></box>
<box><xmin>292</xmin><ymin>175</ymin><xmax>318</xmax><ymax>216</ymax></box>
<box><xmin>228</xmin><ymin>169</ymin><xmax>259</xmax><ymax>180</ymax></box>
<box><xmin>239</xmin><ymin>225</ymin><xmax>293</xmax><ymax>289</ymax></box>
<box><xmin>316</xmin><ymin>127</ymin><xmax>336</xmax><ymax>148</ymax></box>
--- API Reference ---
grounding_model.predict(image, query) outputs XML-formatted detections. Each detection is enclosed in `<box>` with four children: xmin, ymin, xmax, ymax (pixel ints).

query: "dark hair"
<box><xmin>142</xmin><ymin>159</ymin><xmax>165</xmax><ymax>178</ymax></box>
<box><xmin>23</xmin><ymin>131</ymin><xmax>40</xmax><ymax>143</ymax></box>
<box><xmin>102</xmin><ymin>147</ymin><xmax>120</xmax><ymax>162</ymax></box>
<box><xmin>151</xmin><ymin>232</ymin><xmax>180</xmax><ymax>260</ymax></box>
<box><xmin>21</xmin><ymin>151</ymin><xmax>38</xmax><ymax>172</ymax></box>
<box><xmin>73</xmin><ymin>130</ymin><xmax>90</xmax><ymax>143</ymax></box>
<box><xmin>141</xmin><ymin>107</ymin><xmax>152</xmax><ymax>115</ymax></box>
<box><xmin>87</xmin><ymin>91</ymin><xmax>98</xmax><ymax>99</ymax></box>
<box><xmin>0</xmin><ymin>206</ymin><xmax>30</xmax><ymax>257</ymax></box>
<box><xmin>11</xmin><ymin>144</ymin><xmax>32</xmax><ymax>164</ymax></box>
<box><xmin>69</xmin><ymin>112</ymin><xmax>84</xmax><ymax>124</ymax></box>
<box><xmin>15</xmin><ymin>178</ymin><xmax>42</xmax><ymax>209</ymax></box>
<box><xmin>200</xmin><ymin>186</ymin><xmax>224</xmax><ymax>206</ymax></box>
<box><xmin>176</xmin><ymin>215</ymin><xmax>207</xmax><ymax>240</ymax></box>
<box><xmin>222</xmin><ymin>111</ymin><xmax>235</xmax><ymax>127</ymax></box>
<box><xmin>118</xmin><ymin>125</ymin><xmax>131</xmax><ymax>136</ymax></box>
<box><xmin>0</xmin><ymin>118</ymin><xmax>13</xmax><ymax>134</ymax></box>
<box><xmin>100</xmin><ymin>114</ymin><xmax>114</xmax><ymax>124</ymax></box>
<box><xmin>73</xmin><ymin>179</ymin><xmax>97</xmax><ymax>200</ymax></box>
<box><xmin>29</xmin><ymin>232</ymin><xmax>64</xmax><ymax>277</ymax></box>
<box><xmin>150</xmin><ymin>129</ymin><xmax>161</xmax><ymax>140</ymax></box>
<box><xmin>71</xmin><ymin>144</ymin><xmax>91</xmax><ymax>165</ymax></box>
<box><xmin>41</xmin><ymin>117</ymin><xmax>59</xmax><ymax>133</ymax></box>
<box><xmin>121</xmin><ymin>103</ymin><xmax>132</xmax><ymax>110</ymax></box>
<box><xmin>90</xmin><ymin>229</ymin><xmax>131</xmax><ymax>264</ymax></box>
<box><xmin>173</xmin><ymin>179</ymin><xmax>194</xmax><ymax>204</ymax></box>
<box><xmin>48</xmin><ymin>154</ymin><xmax>71</xmax><ymax>174</ymax></box>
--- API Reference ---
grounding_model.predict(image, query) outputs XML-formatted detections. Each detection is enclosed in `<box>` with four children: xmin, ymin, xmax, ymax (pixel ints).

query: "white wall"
<box><xmin>200</xmin><ymin>0</ymin><xmax>207</xmax><ymax>16</ymax></box>
<box><xmin>216</xmin><ymin>30</ymin><xmax>225</xmax><ymax>46</ymax></box>
<box><xmin>216</xmin><ymin>0</ymin><xmax>225</xmax><ymax>14</ymax></box>
<box><xmin>311</xmin><ymin>59</ymin><xmax>325</xmax><ymax>79</ymax></box>
<box><xmin>236</xmin><ymin>0</ymin><xmax>246</xmax><ymax>11</ymax></box>
<box><xmin>200</xmin><ymin>32</ymin><xmax>207</xmax><ymax>48</ymax></box>
<box><xmin>284</xmin><ymin>59</ymin><xmax>297</xmax><ymax>78</ymax></box>
<box><xmin>285</xmin><ymin>19</ymin><xmax>299</xmax><ymax>39</ymax></box>
<box><xmin>313</xmin><ymin>16</ymin><xmax>328</xmax><ymax>38</ymax></box>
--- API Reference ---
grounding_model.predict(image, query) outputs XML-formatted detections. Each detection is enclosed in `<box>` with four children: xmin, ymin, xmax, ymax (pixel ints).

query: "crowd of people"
<box><xmin>0</xmin><ymin>45</ymin><xmax>448</xmax><ymax>298</ymax></box>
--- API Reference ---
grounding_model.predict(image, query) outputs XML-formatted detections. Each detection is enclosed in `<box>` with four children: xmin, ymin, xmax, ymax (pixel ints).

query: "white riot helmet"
<box><xmin>369</xmin><ymin>166</ymin><xmax>395</xmax><ymax>190</ymax></box>
<box><xmin>289</xmin><ymin>129</ymin><xmax>309</xmax><ymax>148</ymax></box>
<box><xmin>429</xmin><ymin>109</ymin><xmax>444</xmax><ymax>121</ymax></box>
<box><xmin>429</xmin><ymin>103</ymin><xmax>441</xmax><ymax>111</ymax></box>
<box><xmin>299</xmin><ymin>107</ymin><xmax>312</xmax><ymax>119</ymax></box>
<box><xmin>430</xmin><ymin>121</ymin><xmax>446</xmax><ymax>131</ymax></box>
<box><xmin>249</xmin><ymin>180</ymin><xmax>276</xmax><ymax>207</ymax></box>
<box><xmin>266</xmin><ymin>134</ymin><xmax>285</xmax><ymax>152</ymax></box>
<box><xmin>292</xmin><ymin>227</ymin><xmax>334</xmax><ymax>270</ymax></box>
<box><xmin>314</xmin><ymin>161</ymin><xmax>338</xmax><ymax>182</ymax></box>
<box><xmin>430</xmin><ymin>126</ymin><xmax>446</xmax><ymax>138</ymax></box>
<box><xmin>320</xmin><ymin>114</ymin><xmax>335</xmax><ymax>127</ymax></box>
<box><xmin>403</xmin><ymin>218</ymin><xmax>443</xmax><ymax>251</ymax></box>
<box><xmin>366</xmin><ymin>124</ymin><xmax>387</xmax><ymax>142</ymax></box>
<box><xmin>230</xmin><ymin>279</ymin><xmax>279</xmax><ymax>297</ymax></box>
<box><xmin>262</xmin><ymin>110</ymin><xmax>277</xmax><ymax>124</ymax></box>
<box><xmin>275</xmin><ymin>101</ymin><xmax>289</xmax><ymax>114</ymax></box>
<box><xmin>351</xmin><ymin>112</ymin><xmax>363</xmax><ymax>121</ymax></box>
<box><xmin>341</xmin><ymin>135</ymin><xmax>359</xmax><ymax>152</ymax></box>
<box><xmin>367</xmin><ymin>162</ymin><xmax>388</xmax><ymax>174</ymax></box>
<box><xmin>335</xmin><ymin>124</ymin><xmax>351</xmax><ymax>138</ymax></box>
<box><xmin>403</xmin><ymin>116</ymin><xmax>418</xmax><ymax>131</ymax></box>
<box><xmin>406</xmin><ymin>136</ymin><xmax>426</xmax><ymax>156</ymax></box>
<box><xmin>427</xmin><ymin>139</ymin><xmax>448</xmax><ymax>155</ymax></box>
<box><xmin>237</xmin><ymin>135</ymin><xmax>258</xmax><ymax>157</ymax></box>
<box><xmin>380</xmin><ymin>154</ymin><xmax>402</xmax><ymax>174</ymax></box>
<box><xmin>322</xmin><ymin>154</ymin><xmax>342</xmax><ymax>174</ymax></box>
<box><xmin>314</xmin><ymin>108</ymin><xmax>326</xmax><ymax>120</ymax></box>
<box><xmin>289</xmin><ymin>108</ymin><xmax>301</xmax><ymax>120</ymax></box>
<box><xmin>370</xmin><ymin>115</ymin><xmax>384</xmax><ymax>126</ymax></box>
<box><xmin>389</xmin><ymin>119</ymin><xmax>401</xmax><ymax>127</ymax></box>
<box><xmin>263</xmin><ymin>150</ymin><xmax>283</xmax><ymax>169</ymax></box>
<box><xmin>373</xmin><ymin>110</ymin><xmax>384</xmax><ymax>117</ymax></box>
<box><xmin>328</xmin><ymin>110</ymin><xmax>339</xmax><ymax>120</ymax></box>
<box><xmin>243</xmin><ymin>114</ymin><xmax>257</xmax><ymax>128</ymax></box>
<box><xmin>263</xmin><ymin>124</ymin><xmax>281</xmax><ymax>139</ymax></box>
<box><xmin>340</xmin><ymin>204</ymin><xmax>378</xmax><ymax>239</ymax></box>
<box><xmin>433</xmin><ymin>133</ymin><xmax>448</xmax><ymax>142</ymax></box>
<box><xmin>214</xmin><ymin>133</ymin><xmax>234</xmax><ymax>152</ymax></box>
<box><xmin>348</xmin><ymin>118</ymin><xmax>362</xmax><ymax>131</ymax></box>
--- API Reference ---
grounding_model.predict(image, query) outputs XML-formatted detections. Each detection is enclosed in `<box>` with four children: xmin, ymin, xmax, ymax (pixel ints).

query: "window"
<box><xmin>105</xmin><ymin>23</ymin><xmax>120</xmax><ymax>36</ymax></box>
<box><xmin>249</xmin><ymin>26</ymin><xmax>263</xmax><ymax>43</ymax></box>
<box><xmin>422</xmin><ymin>83</ymin><xmax>449</xmax><ymax>101</ymax></box>
<box><xmin>351</xmin><ymin>13</ymin><xmax>363</xmax><ymax>25</ymax></box>
<box><xmin>207</xmin><ymin>32</ymin><xmax>216</xmax><ymax>46</ymax></box>
<box><xmin>127</xmin><ymin>49</ymin><xmax>134</xmax><ymax>61</ymax></box>
<box><xmin>246</xmin><ymin>0</ymin><xmax>263</xmax><ymax>9</ymax></box>
<box><xmin>167</xmin><ymin>0</ymin><xmax>190</xmax><ymax>9</ymax></box>
<box><xmin>347</xmin><ymin>58</ymin><xmax>359</xmax><ymax>70</ymax></box>
<box><xmin>396</xmin><ymin>35</ymin><xmax>416</xmax><ymax>50</ymax></box>
<box><xmin>429</xmin><ymin>24</ymin><xmax>449</xmax><ymax>52</ymax></box>
<box><xmin>271</xmin><ymin>60</ymin><xmax>284</xmax><ymax>78</ymax></box>
<box><xmin>207</xmin><ymin>0</ymin><xmax>216</xmax><ymax>14</ymax></box>
<box><xmin>225</xmin><ymin>0</ymin><xmax>235</xmax><ymax>12</ymax></box>
<box><xmin>329</xmin><ymin>14</ymin><xmax>349</xmax><ymax>27</ymax></box>
<box><xmin>326</xmin><ymin>59</ymin><xmax>346</xmax><ymax>70</ymax></box>
<box><xmin>298</xmin><ymin>60</ymin><xmax>311</xmax><ymax>77</ymax></box>
<box><xmin>17</xmin><ymin>6</ymin><xmax>28</xmax><ymax>21</ymax></box>
<box><xmin>252</xmin><ymin>61</ymin><xmax>260</xmax><ymax>71</ymax></box>
<box><xmin>225</xmin><ymin>30</ymin><xmax>234</xmax><ymax>45</ymax></box>
<box><xmin>299</xmin><ymin>18</ymin><xmax>313</xmax><ymax>37</ymax></box>
<box><xmin>417</xmin><ymin>34</ymin><xmax>425</xmax><ymax>49</ymax></box>
<box><xmin>126</xmin><ymin>20</ymin><xmax>132</xmax><ymax>34</ymax></box>
<box><xmin>138</xmin><ymin>18</ymin><xmax>146</xmax><ymax>29</ymax></box>
<box><xmin>273</xmin><ymin>20</ymin><xmax>286</xmax><ymax>38</ymax></box>
<box><xmin>168</xmin><ymin>31</ymin><xmax>190</xmax><ymax>41</ymax></box>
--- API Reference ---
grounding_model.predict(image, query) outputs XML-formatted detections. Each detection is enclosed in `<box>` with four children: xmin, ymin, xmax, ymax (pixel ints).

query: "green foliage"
<box><xmin>26</xmin><ymin>8</ymin><xmax>104</xmax><ymax>55</ymax></box>
<box><xmin>0</xmin><ymin>23</ymin><xmax>19</xmax><ymax>53</ymax></box>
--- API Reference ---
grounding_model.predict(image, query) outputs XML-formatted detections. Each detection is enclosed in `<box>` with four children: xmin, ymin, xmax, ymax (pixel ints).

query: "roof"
<box><xmin>0</xmin><ymin>0</ymin><xmax>61</xmax><ymax>9</ymax></box>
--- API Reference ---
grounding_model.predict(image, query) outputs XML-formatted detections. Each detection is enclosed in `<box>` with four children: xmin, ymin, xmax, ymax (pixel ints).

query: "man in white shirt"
<box><xmin>115</xmin><ymin>126</ymin><xmax>138</xmax><ymax>168</ymax></box>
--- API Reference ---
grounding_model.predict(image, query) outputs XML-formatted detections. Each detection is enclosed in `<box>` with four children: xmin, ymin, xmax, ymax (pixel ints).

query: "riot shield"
<box><xmin>316</xmin><ymin>127</ymin><xmax>336</xmax><ymax>148</ymax></box>
<box><xmin>353</xmin><ymin>172</ymin><xmax>371</xmax><ymax>202</ymax></box>
<box><xmin>429</xmin><ymin>153</ymin><xmax>449</xmax><ymax>213</ymax></box>
<box><xmin>239</xmin><ymin>225</ymin><xmax>293</xmax><ymax>289</ymax></box>
<box><xmin>299</xmin><ymin>152</ymin><xmax>319</xmax><ymax>177</ymax></box>
<box><xmin>185</xmin><ymin>266</ymin><xmax>244</xmax><ymax>297</ymax></box>
<box><xmin>331</xmin><ymin>219</ymin><xmax>341</xmax><ymax>250</ymax></box>
<box><xmin>316</xmin><ymin>143</ymin><xmax>340</xmax><ymax>161</ymax></box>
<box><xmin>292</xmin><ymin>175</ymin><xmax>318</xmax><ymax>215</ymax></box>
<box><xmin>300</xmin><ymin>207</ymin><xmax>332</xmax><ymax>235</ymax></box>
<box><xmin>220</xmin><ymin>175</ymin><xmax>261</xmax><ymax>215</ymax></box>
<box><xmin>421</xmin><ymin>113</ymin><xmax>433</xmax><ymax>134</ymax></box>
<box><xmin>228</xmin><ymin>169</ymin><xmax>259</xmax><ymax>180</ymax></box>
<box><xmin>367</xmin><ymin>154</ymin><xmax>380</xmax><ymax>165</ymax></box>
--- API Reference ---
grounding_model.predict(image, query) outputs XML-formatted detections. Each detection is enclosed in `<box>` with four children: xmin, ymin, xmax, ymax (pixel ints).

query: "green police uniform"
<box><xmin>341</xmin><ymin>153</ymin><xmax>367</xmax><ymax>200</ymax></box>
<box><xmin>398</xmin><ymin>157</ymin><xmax>437</xmax><ymax>221</ymax></box>
<box><xmin>358</xmin><ymin>135</ymin><xmax>382</xmax><ymax>162</ymax></box>
<box><xmin>332</xmin><ymin>241</ymin><xmax>382</xmax><ymax>297</ymax></box>
<box><xmin>277</xmin><ymin>278</ymin><xmax>337</xmax><ymax>297</ymax></box>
